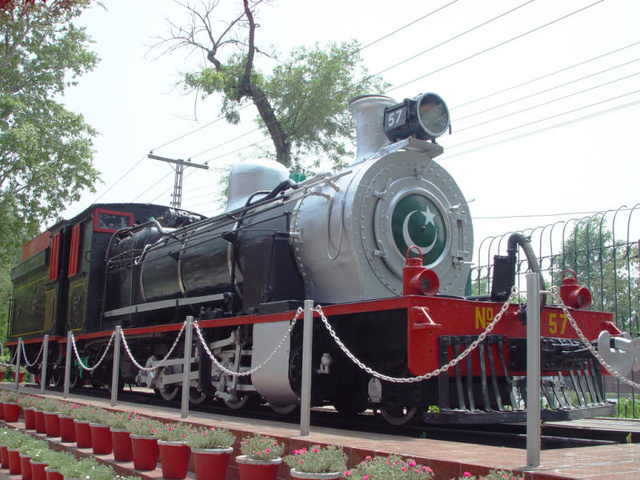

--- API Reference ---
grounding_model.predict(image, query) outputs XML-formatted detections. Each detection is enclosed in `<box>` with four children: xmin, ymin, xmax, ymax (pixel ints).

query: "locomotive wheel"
<box><xmin>223</xmin><ymin>394</ymin><xmax>259</xmax><ymax>410</ymax></box>
<box><xmin>155</xmin><ymin>385</ymin><xmax>180</xmax><ymax>401</ymax></box>
<box><xmin>189</xmin><ymin>387</ymin><xmax>209</xmax><ymax>406</ymax></box>
<box><xmin>334</xmin><ymin>401</ymin><xmax>368</xmax><ymax>417</ymax></box>
<box><xmin>268</xmin><ymin>403</ymin><xmax>298</xmax><ymax>415</ymax></box>
<box><xmin>380</xmin><ymin>406</ymin><xmax>419</xmax><ymax>426</ymax></box>
<box><xmin>50</xmin><ymin>368</ymin><xmax>80</xmax><ymax>389</ymax></box>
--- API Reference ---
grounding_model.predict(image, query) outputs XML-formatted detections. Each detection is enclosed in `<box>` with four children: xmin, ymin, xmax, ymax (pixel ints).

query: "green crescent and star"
<box><xmin>391</xmin><ymin>194</ymin><xmax>446</xmax><ymax>266</ymax></box>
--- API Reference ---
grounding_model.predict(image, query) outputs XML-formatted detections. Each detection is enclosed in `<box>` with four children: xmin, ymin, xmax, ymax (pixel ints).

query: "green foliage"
<box><xmin>552</xmin><ymin>217</ymin><xmax>640</xmax><ymax>334</ymax></box>
<box><xmin>346</xmin><ymin>454</ymin><xmax>433</xmax><ymax>479</ymax></box>
<box><xmin>0</xmin><ymin>0</ymin><xmax>100</xmax><ymax>338</ymax></box>
<box><xmin>264</xmin><ymin>41</ymin><xmax>387</xmax><ymax>170</ymax></box>
<box><xmin>185</xmin><ymin>53</ymin><xmax>264</xmax><ymax>125</ymax></box>
<box><xmin>126</xmin><ymin>415</ymin><xmax>162</xmax><ymax>436</ymax></box>
<box><xmin>185</xmin><ymin>425</ymin><xmax>236</xmax><ymax>449</ymax></box>
<box><xmin>612</xmin><ymin>397</ymin><xmax>640</xmax><ymax>419</ymax></box>
<box><xmin>284</xmin><ymin>444</ymin><xmax>347</xmax><ymax>474</ymax></box>
<box><xmin>172</xmin><ymin>1</ymin><xmax>386</xmax><ymax>170</ymax></box>
<box><xmin>239</xmin><ymin>434</ymin><xmax>284</xmax><ymax>461</ymax></box>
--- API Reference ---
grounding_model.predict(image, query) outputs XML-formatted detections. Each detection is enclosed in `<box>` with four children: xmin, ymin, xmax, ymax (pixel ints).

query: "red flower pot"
<box><xmin>23</xmin><ymin>408</ymin><xmax>36</xmax><ymax>430</ymax></box>
<box><xmin>3</xmin><ymin>403</ymin><xmax>20</xmax><ymax>422</ymax></box>
<box><xmin>0</xmin><ymin>402</ymin><xmax>5</xmax><ymax>420</ymax></box>
<box><xmin>130</xmin><ymin>434</ymin><xmax>159</xmax><ymax>471</ymax></box>
<box><xmin>44</xmin><ymin>467</ymin><xmax>63</xmax><ymax>480</ymax></box>
<box><xmin>43</xmin><ymin>412</ymin><xmax>60</xmax><ymax>438</ymax></box>
<box><xmin>34</xmin><ymin>410</ymin><xmax>46</xmax><ymax>434</ymax></box>
<box><xmin>20</xmin><ymin>454</ymin><xmax>32</xmax><ymax>480</ymax></box>
<box><xmin>192</xmin><ymin>447</ymin><xmax>232</xmax><ymax>480</ymax></box>
<box><xmin>90</xmin><ymin>423</ymin><xmax>112</xmax><ymax>455</ymax></box>
<box><xmin>110</xmin><ymin>428</ymin><xmax>133</xmax><ymax>462</ymax></box>
<box><xmin>158</xmin><ymin>441</ymin><xmax>191</xmax><ymax>480</ymax></box>
<box><xmin>74</xmin><ymin>420</ymin><xmax>92</xmax><ymax>448</ymax></box>
<box><xmin>236</xmin><ymin>455</ymin><xmax>282</xmax><ymax>480</ymax></box>
<box><xmin>59</xmin><ymin>416</ymin><xmax>76</xmax><ymax>443</ymax></box>
<box><xmin>30</xmin><ymin>461</ymin><xmax>47</xmax><ymax>480</ymax></box>
<box><xmin>0</xmin><ymin>445</ymin><xmax>9</xmax><ymax>468</ymax></box>
<box><xmin>8</xmin><ymin>448</ymin><xmax>21</xmax><ymax>475</ymax></box>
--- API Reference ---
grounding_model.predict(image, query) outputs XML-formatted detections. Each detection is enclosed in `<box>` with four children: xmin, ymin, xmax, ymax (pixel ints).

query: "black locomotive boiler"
<box><xmin>7</xmin><ymin>93</ymin><xmax>623</xmax><ymax>425</ymax></box>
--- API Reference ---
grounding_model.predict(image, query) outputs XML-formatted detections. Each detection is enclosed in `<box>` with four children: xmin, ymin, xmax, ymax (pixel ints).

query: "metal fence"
<box><xmin>471</xmin><ymin>204</ymin><xmax>640</xmax><ymax>417</ymax></box>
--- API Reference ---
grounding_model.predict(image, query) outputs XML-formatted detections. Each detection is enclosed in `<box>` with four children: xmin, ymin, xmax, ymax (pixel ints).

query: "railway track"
<box><xmin>26</xmin><ymin>383</ymin><xmax>637</xmax><ymax>451</ymax></box>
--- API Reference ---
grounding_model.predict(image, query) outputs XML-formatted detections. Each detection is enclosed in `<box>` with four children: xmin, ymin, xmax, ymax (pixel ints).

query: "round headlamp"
<box><xmin>384</xmin><ymin>93</ymin><xmax>450</xmax><ymax>142</ymax></box>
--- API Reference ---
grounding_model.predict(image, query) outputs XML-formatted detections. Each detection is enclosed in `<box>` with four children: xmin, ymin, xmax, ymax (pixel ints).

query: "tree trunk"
<box><xmin>240</xmin><ymin>0</ymin><xmax>290</xmax><ymax>167</ymax></box>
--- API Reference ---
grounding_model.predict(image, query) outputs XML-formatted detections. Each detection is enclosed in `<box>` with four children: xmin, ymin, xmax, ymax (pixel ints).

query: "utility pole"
<box><xmin>148</xmin><ymin>153</ymin><xmax>209</xmax><ymax>209</ymax></box>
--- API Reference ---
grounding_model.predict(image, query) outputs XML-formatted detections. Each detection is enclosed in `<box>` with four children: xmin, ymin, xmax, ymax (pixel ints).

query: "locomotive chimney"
<box><xmin>349</xmin><ymin>95</ymin><xmax>396</xmax><ymax>165</ymax></box>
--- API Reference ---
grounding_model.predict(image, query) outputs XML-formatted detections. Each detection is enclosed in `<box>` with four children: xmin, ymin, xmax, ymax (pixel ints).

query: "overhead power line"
<box><xmin>443</xmin><ymin>95</ymin><xmax>640</xmax><ymax>159</ymax></box>
<box><xmin>386</xmin><ymin>0</ymin><xmax>605</xmax><ymax>93</ymax></box>
<box><xmin>451</xmin><ymin>40</ymin><xmax>640</xmax><ymax>111</ymax></box>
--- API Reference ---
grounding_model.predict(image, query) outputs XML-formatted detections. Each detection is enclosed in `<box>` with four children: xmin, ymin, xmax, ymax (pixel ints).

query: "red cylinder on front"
<box><xmin>559</xmin><ymin>270</ymin><xmax>592</xmax><ymax>309</ymax></box>
<box><xmin>403</xmin><ymin>246</ymin><xmax>439</xmax><ymax>296</ymax></box>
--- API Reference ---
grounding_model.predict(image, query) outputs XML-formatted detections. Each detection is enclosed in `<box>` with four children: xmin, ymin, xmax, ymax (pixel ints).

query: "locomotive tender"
<box><xmin>8</xmin><ymin>92</ymin><xmax>624</xmax><ymax>424</ymax></box>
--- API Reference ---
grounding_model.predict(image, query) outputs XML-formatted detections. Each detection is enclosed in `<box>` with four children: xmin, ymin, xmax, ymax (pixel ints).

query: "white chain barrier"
<box><xmin>20</xmin><ymin>340</ymin><xmax>44</xmax><ymax>368</ymax></box>
<box><xmin>551</xmin><ymin>286</ymin><xmax>640</xmax><ymax>391</ymax></box>
<box><xmin>119</xmin><ymin>320</ymin><xmax>187</xmax><ymax>372</ymax></box>
<box><xmin>0</xmin><ymin>341</ymin><xmax>18</xmax><ymax>368</ymax></box>
<box><xmin>318</xmin><ymin>287</ymin><xmax>520</xmax><ymax>384</ymax></box>
<box><xmin>70</xmin><ymin>331</ymin><xmax>116</xmax><ymax>372</ymax></box>
<box><xmin>193</xmin><ymin>307</ymin><xmax>304</xmax><ymax>377</ymax></box>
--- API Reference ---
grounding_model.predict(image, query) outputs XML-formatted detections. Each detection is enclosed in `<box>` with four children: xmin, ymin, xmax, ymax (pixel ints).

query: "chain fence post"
<box><xmin>526</xmin><ymin>273</ymin><xmax>541</xmax><ymax>468</ymax></box>
<box><xmin>63</xmin><ymin>331</ymin><xmax>73</xmax><ymax>399</ymax></box>
<box><xmin>13</xmin><ymin>338</ymin><xmax>22</xmax><ymax>391</ymax></box>
<box><xmin>181</xmin><ymin>317</ymin><xmax>194</xmax><ymax>419</ymax></box>
<box><xmin>300</xmin><ymin>300</ymin><xmax>314</xmax><ymax>436</ymax></box>
<box><xmin>111</xmin><ymin>326</ymin><xmax>122</xmax><ymax>407</ymax></box>
<box><xmin>40</xmin><ymin>335</ymin><xmax>49</xmax><ymax>394</ymax></box>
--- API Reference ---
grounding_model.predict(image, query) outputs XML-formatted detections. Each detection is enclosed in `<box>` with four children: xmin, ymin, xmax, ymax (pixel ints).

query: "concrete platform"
<box><xmin>2</xmin><ymin>386</ymin><xmax>640</xmax><ymax>480</ymax></box>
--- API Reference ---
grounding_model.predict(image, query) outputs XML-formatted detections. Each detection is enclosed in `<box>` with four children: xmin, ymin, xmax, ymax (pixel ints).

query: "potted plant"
<box><xmin>345</xmin><ymin>455</ymin><xmax>433</xmax><ymax>480</ymax></box>
<box><xmin>59</xmin><ymin>457</ymin><xmax>101</xmax><ymax>480</ymax></box>
<box><xmin>57</xmin><ymin>402</ymin><xmax>80</xmax><ymax>443</ymax></box>
<box><xmin>236</xmin><ymin>434</ymin><xmax>285</xmax><ymax>480</ymax></box>
<box><xmin>84</xmin><ymin>407</ymin><xmax>113</xmax><ymax>455</ymax></box>
<box><xmin>42</xmin><ymin>449</ymin><xmax>76</xmax><ymax>480</ymax></box>
<box><xmin>126</xmin><ymin>415</ymin><xmax>162</xmax><ymax>471</ymax></box>
<box><xmin>38</xmin><ymin>398</ymin><xmax>61</xmax><ymax>438</ymax></box>
<box><xmin>285</xmin><ymin>445</ymin><xmax>347</xmax><ymax>480</ymax></box>
<box><xmin>18</xmin><ymin>395</ymin><xmax>37</xmax><ymax>430</ymax></box>
<box><xmin>32</xmin><ymin>398</ymin><xmax>49</xmax><ymax>434</ymax></box>
<box><xmin>154</xmin><ymin>422</ymin><xmax>192</xmax><ymax>480</ymax></box>
<box><xmin>5</xmin><ymin>430</ymin><xmax>24</xmax><ymax>475</ymax></box>
<box><xmin>27</xmin><ymin>441</ymin><xmax>50</xmax><ymax>480</ymax></box>
<box><xmin>0</xmin><ymin>427</ymin><xmax>21</xmax><ymax>468</ymax></box>
<box><xmin>18</xmin><ymin>436</ymin><xmax>43</xmax><ymax>480</ymax></box>
<box><xmin>103</xmin><ymin>411</ymin><xmax>133</xmax><ymax>462</ymax></box>
<box><xmin>185</xmin><ymin>425</ymin><xmax>236</xmax><ymax>480</ymax></box>
<box><xmin>2</xmin><ymin>391</ymin><xmax>21</xmax><ymax>422</ymax></box>
<box><xmin>71</xmin><ymin>405</ymin><xmax>93</xmax><ymax>448</ymax></box>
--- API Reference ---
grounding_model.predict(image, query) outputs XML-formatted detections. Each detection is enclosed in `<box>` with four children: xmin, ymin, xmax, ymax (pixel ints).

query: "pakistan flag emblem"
<box><xmin>391</xmin><ymin>195</ymin><xmax>446</xmax><ymax>266</ymax></box>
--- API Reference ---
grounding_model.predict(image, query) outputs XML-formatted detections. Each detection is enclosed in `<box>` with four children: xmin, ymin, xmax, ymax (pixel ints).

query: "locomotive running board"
<box><xmin>103</xmin><ymin>293</ymin><xmax>225</xmax><ymax>318</ymax></box>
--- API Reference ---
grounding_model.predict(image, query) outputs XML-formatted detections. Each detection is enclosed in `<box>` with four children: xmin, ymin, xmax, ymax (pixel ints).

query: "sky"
<box><xmin>60</xmin><ymin>0</ymin><xmax>640</xmax><ymax>264</ymax></box>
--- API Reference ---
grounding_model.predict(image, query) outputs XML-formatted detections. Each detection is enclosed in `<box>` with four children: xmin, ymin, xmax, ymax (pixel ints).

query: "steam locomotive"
<box><xmin>7</xmin><ymin>92</ymin><xmax>625</xmax><ymax>425</ymax></box>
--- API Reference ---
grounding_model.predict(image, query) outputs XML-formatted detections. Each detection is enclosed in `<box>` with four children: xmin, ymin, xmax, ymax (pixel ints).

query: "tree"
<box><xmin>0</xmin><ymin>0</ymin><xmax>101</xmax><ymax>335</ymax></box>
<box><xmin>552</xmin><ymin>217</ymin><xmax>640</xmax><ymax>334</ymax></box>
<box><xmin>158</xmin><ymin>0</ymin><xmax>387</xmax><ymax>170</ymax></box>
